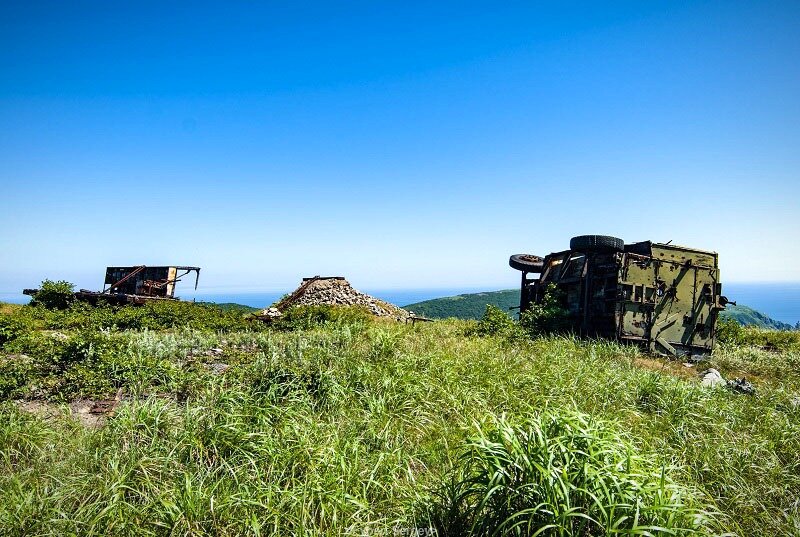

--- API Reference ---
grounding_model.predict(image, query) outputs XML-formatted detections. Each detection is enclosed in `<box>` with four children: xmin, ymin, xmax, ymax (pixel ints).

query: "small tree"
<box><xmin>519</xmin><ymin>284</ymin><xmax>572</xmax><ymax>336</ymax></box>
<box><xmin>30</xmin><ymin>279</ymin><xmax>75</xmax><ymax>310</ymax></box>
<box><xmin>472</xmin><ymin>304</ymin><xmax>518</xmax><ymax>337</ymax></box>
<box><xmin>715</xmin><ymin>317</ymin><xmax>743</xmax><ymax>344</ymax></box>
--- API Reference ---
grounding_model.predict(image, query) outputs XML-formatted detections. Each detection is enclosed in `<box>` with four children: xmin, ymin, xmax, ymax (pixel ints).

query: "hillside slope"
<box><xmin>404</xmin><ymin>289</ymin><xmax>794</xmax><ymax>329</ymax></box>
<box><xmin>721</xmin><ymin>304</ymin><xmax>795</xmax><ymax>330</ymax></box>
<box><xmin>403</xmin><ymin>289</ymin><xmax>519</xmax><ymax>319</ymax></box>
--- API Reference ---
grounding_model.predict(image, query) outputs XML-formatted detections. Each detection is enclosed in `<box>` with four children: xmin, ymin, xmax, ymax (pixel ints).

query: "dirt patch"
<box><xmin>632</xmin><ymin>356</ymin><xmax>699</xmax><ymax>380</ymax></box>
<box><xmin>16</xmin><ymin>400</ymin><xmax>63</xmax><ymax>421</ymax></box>
<box><xmin>16</xmin><ymin>389</ymin><xmax>123</xmax><ymax>428</ymax></box>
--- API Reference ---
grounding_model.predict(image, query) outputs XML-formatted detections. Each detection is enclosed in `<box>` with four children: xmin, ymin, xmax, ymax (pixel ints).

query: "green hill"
<box><xmin>405</xmin><ymin>289</ymin><xmax>794</xmax><ymax>329</ymax></box>
<box><xmin>720</xmin><ymin>304</ymin><xmax>794</xmax><ymax>330</ymax></box>
<box><xmin>403</xmin><ymin>289</ymin><xmax>519</xmax><ymax>319</ymax></box>
<box><xmin>196</xmin><ymin>301</ymin><xmax>259</xmax><ymax>313</ymax></box>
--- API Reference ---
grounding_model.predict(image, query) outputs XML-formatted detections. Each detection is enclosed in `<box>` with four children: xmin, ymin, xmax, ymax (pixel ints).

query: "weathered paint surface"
<box><xmin>514</xmin><ymin>239</ymin><xmax>726</xmax><ymax>356</ymax></box>
<box><xmin>99</xmin><ymin>265</ymin><xmax>200</xmax><ymax>301</ymax></box>
<box><xmin>104</xmin><ymin>266</ymin><xmax>176</xmax><ymax>297</ymax></box>
<box><xmin>24</xmin><ymin>265</ymin><xmax>201</xmax><ymax>306</ymax></box>
<box><xmin>617</xmin><ymin>244</ymin><xmax>722</xmax><ymax>355</ymax></box>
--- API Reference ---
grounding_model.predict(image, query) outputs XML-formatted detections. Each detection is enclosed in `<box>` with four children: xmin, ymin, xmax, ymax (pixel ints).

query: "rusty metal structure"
<box><xmin>101</xmin><ymin>266</ymin><xmax>199</xmax><ymax>297</ymax></box>
<box><xmin>25</xmin><ymin>265</ymin><xmax>201</xmax><ymax>306</ymax></box>
<box><xmin>82</xmin><ymin>265</ymin><xmax>200</xmax><ymax>304</ymax></box>
<box><xmin>510</xmin><ymin>235</ymin><xmax>731</xmax><ymax>356</ymax></box>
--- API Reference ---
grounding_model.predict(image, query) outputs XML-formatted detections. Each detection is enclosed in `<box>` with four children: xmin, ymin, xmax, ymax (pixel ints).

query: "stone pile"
<box><xmin>263</xmin><ymin>277</ymin><xmax>411</xmax><ymax>321</ymax></box>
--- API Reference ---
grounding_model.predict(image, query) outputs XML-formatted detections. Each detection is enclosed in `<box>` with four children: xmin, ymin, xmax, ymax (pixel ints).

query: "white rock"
<box><xmin>700</xmin><ymin>368</ymin><xmax>726</xmax><ymax>388</ymax></box>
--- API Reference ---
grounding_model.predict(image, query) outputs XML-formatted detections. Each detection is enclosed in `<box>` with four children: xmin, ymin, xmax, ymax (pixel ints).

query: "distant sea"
<box><xmin>721</xmin><ymin>283</ymin><xmax>800</xmax><ymax>326</ymax></box>
<box><xmin>176</xmin><ymin>288</ymin><xmax>491</xmax><ymax>311</ymax></box>
<box><xmin>3</xmin><ymin>283</ymin><xmax>799</xmax><ymax>326</ymax></box>
<box><xmin>0</xmin><ymin>288</ymin><xmax>489</xmax><ymax>311</ymax></box>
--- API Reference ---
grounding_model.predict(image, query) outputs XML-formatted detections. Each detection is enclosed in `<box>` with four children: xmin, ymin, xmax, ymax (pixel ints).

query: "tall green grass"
<box><xmin>0</xmin><ymin>315</ymin><xmax>798</xmax><ymax>534</ymax></box>
<box><xmin>430</xmin><ymin>411</ymin><xmax>718</xmax><ymax>536</ymax></box>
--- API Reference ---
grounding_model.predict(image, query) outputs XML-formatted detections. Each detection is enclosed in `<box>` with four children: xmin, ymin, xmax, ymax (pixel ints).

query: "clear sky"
<box><xmin>1</xmin><ymin>1</ymin><xmax>798</xmax><ymax>294</ymax></box>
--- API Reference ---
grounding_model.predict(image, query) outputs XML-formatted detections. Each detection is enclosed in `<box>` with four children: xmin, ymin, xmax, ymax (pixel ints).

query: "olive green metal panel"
<box><xmin>619</xmin><ymin>248</ymin><xmax>720</xmax><ymax>355</ymax></box>
<box><xmin>651</xmin><ymin>244</ymin><xmax>717</xmax><ymax>269</ymax></box>
<box><xmin>618</xmin><ymin>255</ymin><xmax>654</xmax><ymax>342</ymax></box>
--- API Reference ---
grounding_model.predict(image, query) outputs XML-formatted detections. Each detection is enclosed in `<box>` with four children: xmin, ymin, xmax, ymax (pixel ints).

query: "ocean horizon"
<box><xmin>3</xmin><ymin>282</ymin><xmax>799</xmax><ymax>326</ymax></box>
<box><xmin>0</xmin><ymin>288</ymin><xmax>491</xmax><ymax>311</ymax></box>
<box><xmin>177</xmin><ymin>288</ymin><xmax>492</xmax><ymax>311</ymax></box>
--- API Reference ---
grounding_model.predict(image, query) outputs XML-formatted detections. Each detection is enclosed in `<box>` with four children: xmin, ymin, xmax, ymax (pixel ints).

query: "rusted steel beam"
<box><xmin>104</xmin><ymin>265</ymin><xmax>146</xmax><ymax>294</ymax></box>
<box><xmin>274</xmin><ymin>276</ymin><xmax>322</xmax><ymax>311</ymax></box>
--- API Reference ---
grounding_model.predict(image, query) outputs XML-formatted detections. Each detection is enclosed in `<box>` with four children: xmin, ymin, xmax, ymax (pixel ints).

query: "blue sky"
<box><xmin>1</xmin><ymin>1</ymin><xmax>798</xmax><ymax>295</ymax></box>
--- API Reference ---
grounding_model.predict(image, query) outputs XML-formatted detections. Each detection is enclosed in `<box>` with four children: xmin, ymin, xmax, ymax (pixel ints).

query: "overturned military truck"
<box><xmin>509</xmin><ymin>235</ymin><xmax>731</xmax><ymax>356</ymax></box>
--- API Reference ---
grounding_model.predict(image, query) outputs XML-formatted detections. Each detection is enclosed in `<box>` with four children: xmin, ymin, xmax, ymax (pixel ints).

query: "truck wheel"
<box><xmin>509</xmin><ymin>254</ymin><xmax>544</xmax><ymax>272</ymax></box>
<box><xmin>569</xmin><ymin>235</ymin><xmax>624</xmax><ymax>252</ymax></box>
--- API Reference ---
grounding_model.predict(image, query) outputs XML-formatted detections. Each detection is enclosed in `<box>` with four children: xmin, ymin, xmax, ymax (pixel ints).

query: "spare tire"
<box><xmin>569</xmin><ymin>235</ymin><xmax>624</xmax><ymax>252</ymax></box>
<box><xmin>509</xmin><ymin>254</ymin><xmax>544</xmax><ymax>272</ymax></box>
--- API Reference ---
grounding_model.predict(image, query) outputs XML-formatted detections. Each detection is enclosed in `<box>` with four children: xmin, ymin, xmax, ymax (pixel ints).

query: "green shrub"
<box><xmin>716</xmin><ymin>317</ymin><xmax>744</xmax><ymax>345</ymax></box>
<box><xmin>716</xmin><ymin>316</ymin><xmax>800</xmax><ymax>351</ymax></box>
<box><xmin>29</xmin><ymin>279</ymin><xmax>75</xmax><ymax>310</ymax></box>
<box><xmin>519</xmin><ymin>284</ymin><xmax>572</xmax><ymax>336</ymax></box>
<box><xmin>58</xmin><ymin>329</ymin><xmax>124</xmax><ymax>369</ymax></box>
<box><xmin>95</xmin><ymin>301</ymin><xmax>256</xmax><ymax>332</ymax></box>
<box><xmin>0</xmin><ymin>354</ymin><xmax>40</xmax><ymax>399</ymax></box>
<box><xmin>274</xmin><ymin>305</ymin><xmax>372</xmax><ymax>331</ymax></box>
<box><xmin>469</xmin><ymin>287</ymin><xmax>572</xmax><ymax>340</ymax></box>
<box><xmin>0</xmin><ymin>329</ymin><xmax>129</xmax><ymax>399</ymax></box>
<box><xmin>431</xmin><ymin>410</ymin><xmax>717</xmax><ymax>536</ymax></box>
<box><xmin>468</xmin><ymin>304</ymin><xmax>521</xmax><ymax>338</ymax></box>
<box><xmin>14</xmin><ymin>300</ymin><xmax>258</xmax><ymax>333</ymax></box>
<box><xmin>0</xmin><ymin>315</ymin><xmax>33</xmax><ymax>346</ymax></box>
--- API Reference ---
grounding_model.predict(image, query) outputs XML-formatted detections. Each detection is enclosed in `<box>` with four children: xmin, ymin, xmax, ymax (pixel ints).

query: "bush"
<box><xmin>96</xmin><ymin>301</ymin><xmax>257</xmax><ymax>332</ymax></box>
<box><xmin>274</xmin><ymin>305</ymin><xmax>372</xmax><ymax>331</ymax></box>
<box><xmin>29</xmin><ymin>280</ymin><xmax>75</xmax><ymax>310</ymax></box>
<box><xmin>716</xmin><ymin>316</ymin><xmax>800</xmax><ymax>351</ymax></box>
<box><xmin>519</xmin><ymin>284</ymin><xmax>572</xmax><ymax>336</ymax></box>
<box><xmin>469</xmin><ymin>304</ymin><xmax>520</xmax><ymax>338</ymax></box>
<box><xmin>431</xmin><ymin>410</ymin><xmax>717</xmax><ymax>536</ymax></box>
<box><xmin>0</xmin><ymin>354</ymin><xmax>39</xmax><ymax>399</ymax></box>
<box><xmin>468</xmin><ymin>287</ymin><xmax>572</xmax><ymax>340</ymax></box>
<box><xmin>12</xmin><ymin>300</ymin><xmax>258</xmax><ymax>333</ymax></box>
<box><xmin>0</xmin><ymin>315</ymin><xmax>33</xmax><ymax>346</ymax></box>
<box><xmin>716</xmin><ymin>317</ymin><xmax>744</xmax><ymax>345</ymax></box>
<box><xmin>0</xmin><ymin>328</ymin><xmax>131</xmax><ymax>399</ymax></box>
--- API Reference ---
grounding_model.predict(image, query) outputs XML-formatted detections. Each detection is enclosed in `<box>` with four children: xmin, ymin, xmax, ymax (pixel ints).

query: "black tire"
<box><xmin>509</xmin><ymin>254</ymin><xmax>544</xmax><ymax>272</ymax></box>
<box><xmin>569</xmin><ymin>235</ymin><xmax>624</xmax><ymax>252</ymax></box>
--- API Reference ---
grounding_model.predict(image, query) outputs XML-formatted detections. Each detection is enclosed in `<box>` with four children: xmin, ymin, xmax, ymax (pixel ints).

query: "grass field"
<box><xmin>1</xmin><ymin>302</ymin><xmax>799</xmax><ymax>535</ymax></box>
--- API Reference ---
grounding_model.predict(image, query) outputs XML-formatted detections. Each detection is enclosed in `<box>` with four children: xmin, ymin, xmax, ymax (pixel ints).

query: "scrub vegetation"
<box><xmin>1</xmin><ymin>296</ymin><xmax>798</xmax><ymax>536</ymax></box>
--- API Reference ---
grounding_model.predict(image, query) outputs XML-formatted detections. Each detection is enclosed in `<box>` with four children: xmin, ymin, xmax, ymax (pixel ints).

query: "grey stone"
<box><xmin>728</xmin><ymin>377</ymin><xmax>756</xmax><ymax>395</ymax></box>
<box><xmin>700</xmin><ymin>368</ymin><xmax>726</xmax><ymax>388</ymax></box>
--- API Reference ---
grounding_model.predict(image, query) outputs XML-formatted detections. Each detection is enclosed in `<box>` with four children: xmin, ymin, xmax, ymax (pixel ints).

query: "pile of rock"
<box><xmin>260</xmin><ymin>276</ymin><xmax>411</xmax><ymax>322</ymax></box>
